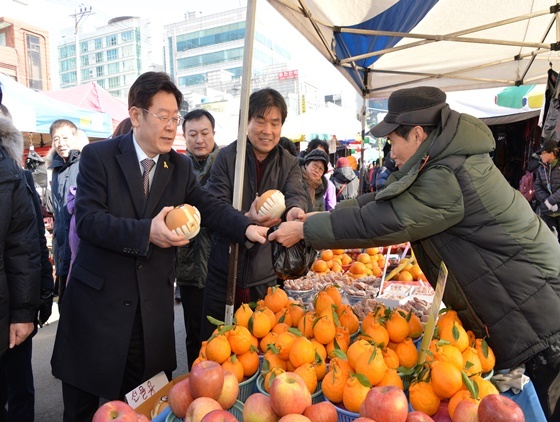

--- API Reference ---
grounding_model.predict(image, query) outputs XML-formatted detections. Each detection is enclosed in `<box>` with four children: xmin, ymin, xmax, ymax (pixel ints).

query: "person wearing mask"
<box><xmin>50</xmin><ymin>72</ymin><xmax>269</xmax><ymax>422</ymax></box>
<box><xmin>534</xmin><ymin>140</ymin><xmax>560</xmax><ymax>238</ymax></box>
<box><xmin>176</xmin><ymin>109</ymin><xmax>220</xmax><ymax>369</ymax></box>
<box><xmin>270</xmin><ymin>86</ymin><xmax>560</xmax><ymax>421</ymax></box>
<box><xmin>200</xmin><ymin>88</ymin><xmax>308</xmax><ymax>342</ymax></box>
<box><xmin>331</xmin><ymin>156</ymin><xmax>359</xmax><ymax>201</ymax></box>
<box><xmin>47</xmin><ymin>120</ymin><xmax>82</xmax><ymax>306</ymax></box>
<box><xmin>301</xmin><ymin>149</ymin><xmax>330</xmax><ymax>212</ymax></box>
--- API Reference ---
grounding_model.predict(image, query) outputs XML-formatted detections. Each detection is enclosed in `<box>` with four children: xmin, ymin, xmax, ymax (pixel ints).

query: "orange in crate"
<box><xmin>312</xmin><ymin>259</ymin><xmax>329</xmax><ymax>273</ymax></box>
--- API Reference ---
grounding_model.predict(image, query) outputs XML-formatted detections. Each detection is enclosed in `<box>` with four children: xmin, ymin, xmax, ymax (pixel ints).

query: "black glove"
<box><xmin>38</xmin><ymin>289</ymin><xmax>54</xmax><ymax>327</ymax></box>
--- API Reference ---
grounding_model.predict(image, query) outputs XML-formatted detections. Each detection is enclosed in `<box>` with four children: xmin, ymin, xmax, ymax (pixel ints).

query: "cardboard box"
<box><xmin>376</xmin><ymin>293</ymin><xmax>412</xmax><ymax>309</ymax></box>
<box><xmin>135</xmin><ymin>373</ymin><xmax>189</xmax><ymax>420</ymax></box>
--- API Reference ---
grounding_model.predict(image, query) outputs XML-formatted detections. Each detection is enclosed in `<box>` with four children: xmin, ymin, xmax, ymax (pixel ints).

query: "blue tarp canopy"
<box><xmin>0</xmin><ymin>73</ymin><xmax>113</xmax><ymax>140</ymax></box>
<box><xmin>267</xmin><ymin>0</ymin><xmax>560</xmax><ymax>98</ymax></box>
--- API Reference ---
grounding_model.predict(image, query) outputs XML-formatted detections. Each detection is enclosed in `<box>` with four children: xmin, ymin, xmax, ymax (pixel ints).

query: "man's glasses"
<box><xmin>142</xmin><ymin>108</ymin><xmax>183</xmax><ymax>127</ymax></box>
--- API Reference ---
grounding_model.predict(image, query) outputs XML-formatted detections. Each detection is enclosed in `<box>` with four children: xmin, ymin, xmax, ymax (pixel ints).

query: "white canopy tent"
<box><xmin>266</xmin><ymin>0</ymin><xmax>560</xmax><ymax>97</ymax></box>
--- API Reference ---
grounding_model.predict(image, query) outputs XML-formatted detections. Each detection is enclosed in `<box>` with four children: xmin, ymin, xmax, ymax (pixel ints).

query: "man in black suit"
<box><xmin>50</xmin><ymin>72</ymin><xmax>268</xmax><ymax>422</ymax></box>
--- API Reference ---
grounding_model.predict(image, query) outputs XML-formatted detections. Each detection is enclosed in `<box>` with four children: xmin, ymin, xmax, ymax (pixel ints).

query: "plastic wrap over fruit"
<box><xmin>257</xmin><ymin>190</ymin><xmax>286</xmax><ymax>219</ymax></box>
<box><xmin>165</xmin><ymin>204</ymin><xmax>201</xmax><ymax>240</ymax></box>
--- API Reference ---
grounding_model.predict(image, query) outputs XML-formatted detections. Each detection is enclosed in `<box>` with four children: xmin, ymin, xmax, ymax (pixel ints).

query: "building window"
<box><xmin>122</xmin><ymin>45</ymin><xmax>134</xmax><ymax>57</ymax></box>
<box><xmin>0</xmin><ymin>33</ymin><xmax>6</xmax><ymax>47</ymax></box>
<box><xmin>97</xmin><ymin>79</ymin><xmax>105</xmax><ymax>88</ymax></box>
<box><xmin>80</xmin><ymin>41</ymin><xmax>89</xmax><ymax>53</ymax></box>
<box><xmin>106</xmin><ymin>49</ymin><xmax>118</xmax><ymax>61</ymax></box>
<box><xmin>94</xmin><ymin>38</ymin><xmax>103</xmax><ymax>49</ymax></box>
<box><xmin>59</xmin><ymin>44</ymin><xmax>76</xmax><ymax>59</ymax></box>
<box><xmin>121</xmin><ymin>30</ymin><xmax>134</xmax><ymax>43</ymax></box>
<box><xmin>108</xmin><ymin>62</ymin><xmax>120</xmax><ymax>74</ymax></box>
<box><xmin>95</xmin><ymin>52</ymin><xmax>103</xmax><ymax>63</ymax></box>
<box><xmin>108</xmin><ymin>76</ymin><xmax>120</xmax><ymax>88</ymax></box>
<box><xmin>122</xmin><ymin>59</ymin><xmax>135</xmax><ymax>71</ymax></box>
<box><xmin>26</xmin><ymin>34</ymin><xmax>43</xmax><ymax>89</ymax></box>
<box><xmin>106</xmin><ymin>35</ymin><xmax>117</xmax><ymax>46</ymax></box>
<box><xmin>123</xmin><ymin>73</ymin><xmax>136</xmax><ymax>86</ymax></box>
<box><xmin>178</xmin><ymin>47</ymin><xmax>244</xmax><ymax>70</ymax></box>
<box><xmin>60</xmin><ymin>58</ymin><xmax>76</xmax><ymax>72</ymax></box>
<box><xmin>61</xmin><ymin>72</ymin><xmax>77</xmax><ymax>84</ymax></box>
<box><xmin>81</xmin><ymin>69</ymin><xmax>90</xmax><ymax>81</ymax></box>
<box><xmin>176</xmin><ymin>22</ymin><xmax>246</xmax><ymax>51</ymax></box>
<box><xmin>81</xmin><ymin>56</ymin><xmax>89</xmax><ymax>66</ymax></box>
<box><xmin>178</xmin><ymin>74</ymin><xmax>207</xmax><ymax>87</ymax></box>
<box><xmin>96</xmin><ymin>66</ymin><xmax>104</xmax><ymax>77</ymax></box>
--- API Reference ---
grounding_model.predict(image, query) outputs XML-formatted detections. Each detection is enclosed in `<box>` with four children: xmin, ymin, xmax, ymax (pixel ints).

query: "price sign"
<box><xmin>125</xmin><ymin>371</ymin><xmax>169</xmax><ymax>408</ymax></box>
<box><xmin>418</xmin><ymin>261</ymin><xmax>448</xmax><ymax>363</ymax></box>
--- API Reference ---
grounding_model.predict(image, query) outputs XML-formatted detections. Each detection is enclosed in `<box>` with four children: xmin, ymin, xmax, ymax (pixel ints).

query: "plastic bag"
<box><xmin>269</xmin><ymin>226</ymin><xmax>316</xmax><ymax>279</ymax></box>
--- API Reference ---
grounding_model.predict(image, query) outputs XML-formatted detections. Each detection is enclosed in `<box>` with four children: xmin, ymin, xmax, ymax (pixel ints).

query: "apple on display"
<box><xmin>92</xmin><ymin>400</ymin><xmax>138</xmax><ymax>422</ymax></box>
<box><xmin>185</xmin><ymin>397</ymin><xmax>222</xmax><ymax>422</ymax></box>
<box><xmin>269</xmin><ymin>372</ymin><xmax>312</xmax><ymax>417</ymax></box>
<box><xmin>243</xmin><ymin>392</ymin><xmax>279</xmax><ymax>422</ymax></box>
<box><xmin>168</xmin><ymin>377</ymin><xmax>195</xmax><ymax>418</ymax></box>
<box><xmin>189</xmin><ymin>360</ymin><xmax>225</xmax><ymax>400</ymax></box>
<box><xmin>362</xmin><ymin>385</ymin><xmax>408</xmax><ymax>422</ymax></box>
<box><xmin>216</xmin><ymin>370</ymin><xmax>239</xmax><ymax>410</ymax></box>
<box><xmin>477</xmin><ymin>394</ymin><xmax>525</xmax><ymax>422</ymax></box>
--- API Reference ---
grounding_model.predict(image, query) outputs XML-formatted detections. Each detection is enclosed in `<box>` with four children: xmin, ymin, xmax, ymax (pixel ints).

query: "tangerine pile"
<box><xmin>311</xmin><ymin>248</ymin><xmax>386</xmax><ymax>278</ymax></box>
<box><xmin>409</xmin><ymin>309</ymin><xmax>498</xmax><ymax>418</ymax></box>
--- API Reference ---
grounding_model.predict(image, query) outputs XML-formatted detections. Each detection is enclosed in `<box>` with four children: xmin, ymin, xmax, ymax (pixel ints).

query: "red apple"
<box><xmin>452</xmin><ymin>400</ymin><xmax>479</xmax><ymax>422</ymax></box>
<box><xmin>185</xmin><ymin>397</ymin><xmax>223</xmax><ymax>422</ymax></box>
<box><xmin>136</xmin><ymin>414</ymin><xmax>150</xmax><ymax>422</ymax></box>
<box><xmin>243</xmin><ymin>392</ymin><xmax>279</xmax><ymax>422</ymax></box>
<box><xmin>302</xmin><ymin>401</ymin><xmax>338</xmax><ymax>422</ymax></box>
<box><xmin>190</xmin><ymin>360</ymin><xmax>225</xmax><ymax>399</ymax></box>
<box><xmin>200</xmin><ymin>409</ymin><xmax>239</xmax><ymax>421</ymax></box>
<box><xmin>216</xmin><ymin>370</ymin><xmax>239</xmax><ymax>410</ymax></box>
<box><xmin>477</xmin><ymin>394</ymin><xmax>525</xmax><ymax>422</ymax></box>
<box><xmin>362</xmin><ymin>385</ymin><xmax>409</xmax><ymax>422</ymax></box>
<box><xmin>278</xmin><ymin>415</ymin><xmax>312</xmax><ymax>421</ymax></box>
<box><xmin>168</xmin><ymin>377</ymin><xmax>195</xmax><ymax>418</ymax></box>
<box><xmin>269</xmin><ymin>372</ymin><xmax>312</xmax><ymax>417</ymax></box>
<box><xmin>92</xmin><ymin>400</ymin><xmax>138</xmax><ymax>422</ymax></box>
<box><xmin>407</xmin><ymin>410</ymin><xmax>436</xmax><ymax>421</ymax></box>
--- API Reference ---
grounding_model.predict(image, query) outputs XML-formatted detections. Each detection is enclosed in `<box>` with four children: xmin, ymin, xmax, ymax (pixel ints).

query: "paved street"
<box><xmin>33</xmin><ymin>301</ymin><xmax>189</xmax><ymax>421</ymax></box>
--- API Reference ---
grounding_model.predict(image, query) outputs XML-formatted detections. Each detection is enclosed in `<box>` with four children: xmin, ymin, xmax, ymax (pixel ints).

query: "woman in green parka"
<box><xmin>270</xmin><ymin>86</ymin><xmax>560</xmax><ymax>421</ymax></box>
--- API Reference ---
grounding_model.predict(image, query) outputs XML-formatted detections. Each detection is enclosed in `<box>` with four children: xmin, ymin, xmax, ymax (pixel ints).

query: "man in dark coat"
<box><xmin>200</xmin><ymin>88</ymin><xmax>308</xmax><ymax>342</ymax></box>
<box><xmin>47</xmin><ymin>119</ymin><xmax>82</xmax><ymax>306</ymax></box>
<box><xmin>50</xmin><ymin>72</ymin><xmax>268</xmax><ymax>422</ymax></box>
<box><xmin>176</xmin><ymin>109</ymin><xmax>220</xmax><ymax>369</ymax></box>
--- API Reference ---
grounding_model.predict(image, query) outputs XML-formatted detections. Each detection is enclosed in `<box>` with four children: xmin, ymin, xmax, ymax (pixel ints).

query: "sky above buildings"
<box><xmin>6</xmin><ymin>0</ymin><xmax>355</xmax><ymax>97</ymax></box>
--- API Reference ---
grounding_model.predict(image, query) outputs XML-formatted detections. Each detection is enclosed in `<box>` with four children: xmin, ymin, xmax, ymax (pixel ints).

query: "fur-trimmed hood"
<box><xmin>0</xmin><ymin>115</ymin><xmax>23</xmax><ymax>163</ymax></box>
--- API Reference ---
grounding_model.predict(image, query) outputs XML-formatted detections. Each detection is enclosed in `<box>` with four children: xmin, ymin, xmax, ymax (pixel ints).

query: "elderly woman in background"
<box><xmin>301</xmin><ymin>149</ymin><xmax>331</xmax><ymax>212</ymax></box>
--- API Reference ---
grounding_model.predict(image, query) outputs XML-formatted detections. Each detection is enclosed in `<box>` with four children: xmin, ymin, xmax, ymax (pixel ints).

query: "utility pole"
<box><xmin>70</xmin><ymin>5</ymin><xmax>94</xmax><ymax>86</ymax></box>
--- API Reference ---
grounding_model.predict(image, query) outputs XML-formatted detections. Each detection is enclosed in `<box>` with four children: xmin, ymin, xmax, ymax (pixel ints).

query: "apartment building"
<box><xmin>57</xmin><ymin>16</ymin><xmax>160</xmax><ymax>99</ymax></box>
<box><xmin>0</xmin><ymin>17</ymin><xmax>51</xmax><ymax>90</ymax></box>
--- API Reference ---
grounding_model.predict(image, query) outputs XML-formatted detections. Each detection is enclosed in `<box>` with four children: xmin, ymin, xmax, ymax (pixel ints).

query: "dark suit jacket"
<box><xmin>51</xmin><ymin>133</ymin><xmax>251</xmax><ymax>399</ymax></box>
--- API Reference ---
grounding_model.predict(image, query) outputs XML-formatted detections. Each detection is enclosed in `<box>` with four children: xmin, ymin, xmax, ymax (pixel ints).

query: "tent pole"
<box><xmin>358</xmin><ymin>69</ymin><xmax>369</xmax><ymax>195</ymax></box>
<box><xmin>224</xmin><ymin>0</ymin><xmax>257</xmax><ymax>325</ymax></box>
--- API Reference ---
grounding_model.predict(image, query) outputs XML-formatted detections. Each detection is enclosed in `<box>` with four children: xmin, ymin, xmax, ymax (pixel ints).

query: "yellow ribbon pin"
<box><xmin>163</xmin><ymin>161</ymin><xmax>168</xmax><ymax>169</ymax></box>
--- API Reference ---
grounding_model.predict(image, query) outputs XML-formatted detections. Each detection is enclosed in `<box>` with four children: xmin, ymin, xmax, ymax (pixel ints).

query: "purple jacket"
<box><xmin>66</xmin><ymin>186</ymin><xmax>79</xmax><ymax>278</ymax></box>
<box><xmin>324</xmin><ymin>179</ymin><xmax>336</xmax><ymax>211</ymax></box>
